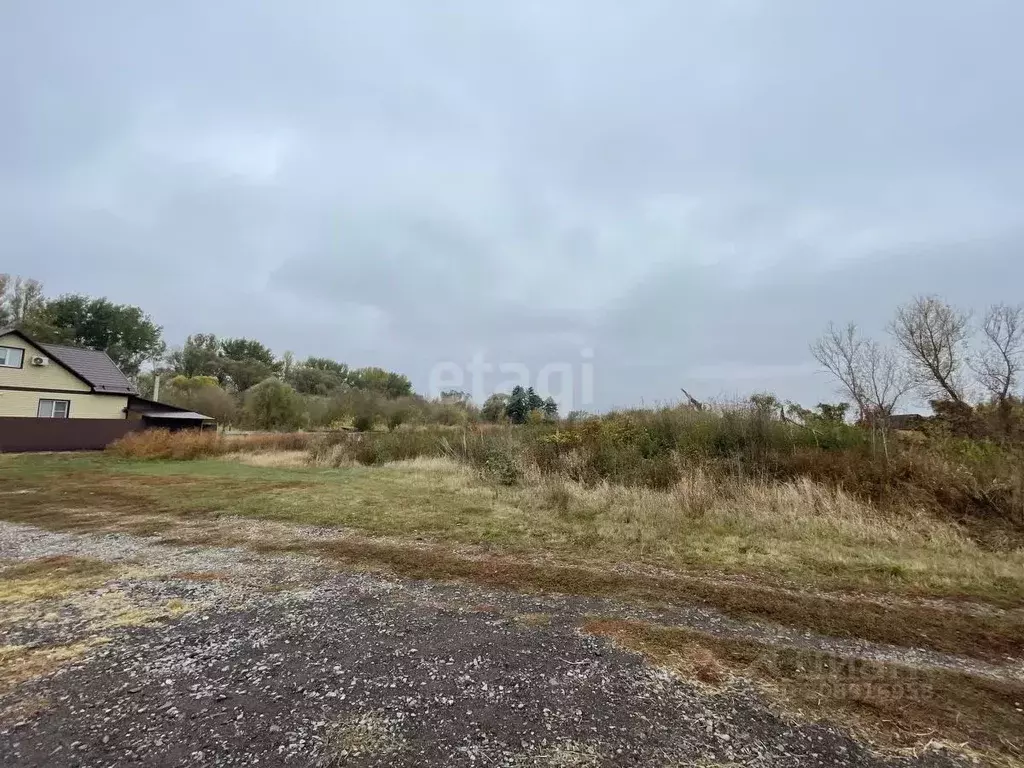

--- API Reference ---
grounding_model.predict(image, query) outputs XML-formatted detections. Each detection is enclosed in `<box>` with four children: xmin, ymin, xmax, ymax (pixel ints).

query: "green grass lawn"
<box><xmin>2</xmin><ymin>452</ymin><xmax>1022</xmax><ymax>604</ymax></box>
<box><xmin>2</xmin><ymin>452</ymin><xmax>1023</xmax><ymax>664</ymax></box>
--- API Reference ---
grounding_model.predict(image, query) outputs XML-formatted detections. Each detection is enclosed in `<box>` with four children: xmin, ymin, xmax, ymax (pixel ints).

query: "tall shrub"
<box><xmin>243</xmin><ymin>378</ymin><xmax>305</xmax><ymax>430</ymax></box>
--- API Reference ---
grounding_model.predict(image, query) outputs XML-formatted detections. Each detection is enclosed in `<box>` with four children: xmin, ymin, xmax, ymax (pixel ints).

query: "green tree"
<box><xmin>304</xmin><ymin>356</ymin><xmax>349</xmax><ymax>377</ymax></box>
<box><xmin>815</xmin><ymin>402</ymin><xmax>850</xmax><ymax>424</ymax></box>
<box><xmin>481</xmin><ymin>393</ymin><xmax>509</xmax><ymax>422</ymax></box>
<box><xmin>543</xmin><ymin>396</ymin><xmax>559</xmax><ymax>419</ymax></box>
<box><xmin>222</xmin><ymin>358</ymin><xmax>274</xmax><ymax>392</ymax></box>
<box><xmin>279</xmin><ymin>350</ymin><xmax>295</xmax><ymax>380</ymax></box>
<box><xmin>505</xmin><ymin>386</ymin><xmax>529</xmax><ymax>424</ymax></box>
<box><xmin>526</xmin><ymin>387</ymin><xmax>545</xmax><ymax>412</ymax></box>
<box><xmin>168</xmin><ymin>334</ymin><xmax>221</xmax><ymax>379</ymax></box>
<box><xmin>505</xmin><ymin>386</ymin><xmax>546</xmax><ymax>423</ymax></box>
<box><xmin>168</xmin><ymin>374</ymin><xmax>220</xmax><ymax>392</ymax></box>
<box><xmin>349</xmin><ymin>366</ymin><xmax>413</xmax><ymax>398</ymax></box>
<box><xmin>290</xmin><ymin>365</ymin><xmax>346</xmax><ymax>396</ymax></box>
<box><xmin>163</xmin><ymin>376</ymin><xmax>237</xmax><ymax>425</ymax></box>
<box><xmin>35</xmin><ymin>295</ymin><xmax>164</xmax><ymax>376</ymax></box>
<box><xmin>243</xmin><ymin>378</ymin><xmax>304</xmax><ymax>430</ymax></box>
<box><xmin>220</xmin><ymin>337</ymin><xmax>277</xmax><ymax>368</ymax></box>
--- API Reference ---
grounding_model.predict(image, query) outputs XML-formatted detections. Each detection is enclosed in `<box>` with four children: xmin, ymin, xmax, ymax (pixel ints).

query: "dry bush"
<box><xmin>108</xmin><ymin>429</ymin><xmax>317</xmax><ymax>460</ymax></box>
<box><xmin>296</xmin><ymin>407</ymin><xmax>1024</xmax><ymax>538</ymax></box>
<box><xmin>306</xmin><ymin>426</ymin><xmax>519</xmax><ymax>471</ymax></box>
<box><xmin>778</xmin><ymin>441</ymin><xmax>1024</xmax><ymax>535</ymax></box>
<box><xmin>108</xmin><ymin>429</ymin><xmax>224</xmax><ymax>460</ymax></box>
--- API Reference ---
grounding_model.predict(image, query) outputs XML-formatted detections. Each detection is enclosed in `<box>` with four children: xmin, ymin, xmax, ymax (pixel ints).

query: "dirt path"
<box><xmin>0</xmin><ymin>521</ymin><xmax>1008</xmax><ymax>767</ymax></box>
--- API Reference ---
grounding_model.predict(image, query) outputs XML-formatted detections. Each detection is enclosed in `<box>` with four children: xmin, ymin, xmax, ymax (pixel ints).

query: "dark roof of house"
<box><xmin>38</xmin><ymin>343</ymin><xmax>137</xmax><ymax>394</ymax></box>
<box><xmin>0</xmin><ymin>326</ymin><xmax>136</xmax><ymax>394</ymax></box>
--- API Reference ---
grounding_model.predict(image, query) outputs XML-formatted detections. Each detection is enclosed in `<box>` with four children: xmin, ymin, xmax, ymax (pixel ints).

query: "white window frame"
<box><xmin>0</xmin><ymin>346</ymin><xmax>25</xmax><ymax>368</ymax></box>
<box><xmin>37</xmin><ymin>399</ymin><xmax>71</xmax><ymax>419</ymax></box>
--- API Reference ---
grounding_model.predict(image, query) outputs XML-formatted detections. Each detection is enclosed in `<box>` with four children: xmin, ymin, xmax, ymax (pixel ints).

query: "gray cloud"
<box><xmin>3</xmin><ymin>1</ymin><xmax>1023</xmax><ymax>410</ymax></box>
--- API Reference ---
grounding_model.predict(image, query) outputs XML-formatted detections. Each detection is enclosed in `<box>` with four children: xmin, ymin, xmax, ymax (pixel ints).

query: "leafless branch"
<box><xmin>810</xmin><ymin>323</ymin><xmax>869</xmax><ymax>418</ymax></box>
<box><xmin>972</xmin><ymin>303</ymin><xmax>1024</xmax><ymax>403</ymax></box>
<box><xmin>889</xmin><ymin>295</ymin><xmax>970</xmax><ymax>405</ymax></box>
<box><xmin>861</xmin><ymin>339</ymin><xmax>914</xmax><ymax>421</ymax></box>
<box><xmin>811</xmin><ymin>322</ymin><xmax>911</xmax><ymax>425</ymax></box>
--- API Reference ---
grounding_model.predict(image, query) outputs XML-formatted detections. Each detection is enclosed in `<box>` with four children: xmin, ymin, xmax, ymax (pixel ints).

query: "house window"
<box><xmin>37</xmin><ymin>399</ymin><xmax>70</xmax><ymax>418</ymax></box>
<box><xmin>0</xmin><ymin>346</ymin><xmax>25</xmax><ymax>368</ymax></box>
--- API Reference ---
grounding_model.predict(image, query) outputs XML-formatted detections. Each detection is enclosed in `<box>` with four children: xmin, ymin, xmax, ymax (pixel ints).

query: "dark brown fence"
<box><xmin>0</xmin><ymin>418</ymin><xmax>144</xmax><ymax>453</ymax></box>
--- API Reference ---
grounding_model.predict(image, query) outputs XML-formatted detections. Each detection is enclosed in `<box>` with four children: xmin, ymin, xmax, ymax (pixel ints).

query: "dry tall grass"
<box><xmin>108</xmin><ymin>407</ymin><xmax>1024</xmax><ymax>551</ymax></box>
<box><xmin>108</xmin><ymin>429</ymin><xmax>315</xmax><ymax>460</ymax></box>
<box><xmin>394</xmin><ymin>457</ymin><xmax>1021</xmax><ymax>597</ymax></box>
<box><xmin>301</xmin><ymin>430</ymin><xmax>1024</xmax><ymax>551</ymax></box>
<box><xmin>302</xmin><ymin>411</ymin><xmax>1024</xmax><ymax>539</ymax></box>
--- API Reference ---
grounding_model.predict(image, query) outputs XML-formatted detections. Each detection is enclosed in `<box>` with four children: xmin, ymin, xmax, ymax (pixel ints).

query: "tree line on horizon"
<box><xmin>0</xmin><ymin>274</ymin><xmax>560</xmax><ymax>430</ymax></box>
<box><xmin>7</xmin><ymin>273</ymin><xmax>1020</xmax><ymax>439</ymax></box>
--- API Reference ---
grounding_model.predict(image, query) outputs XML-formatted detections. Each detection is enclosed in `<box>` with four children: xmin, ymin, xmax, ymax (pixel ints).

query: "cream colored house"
<box><xmin>0</xmin><ymin>326</ymin><xmax>135</xmax><ymax>419</ymax></box>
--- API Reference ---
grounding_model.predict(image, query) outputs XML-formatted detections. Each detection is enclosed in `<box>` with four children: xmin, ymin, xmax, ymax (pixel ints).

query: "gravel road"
<box><xmin>0</xmin><ymin>521</ymin><xmax>976</xmax><ymax>768</ymax></box>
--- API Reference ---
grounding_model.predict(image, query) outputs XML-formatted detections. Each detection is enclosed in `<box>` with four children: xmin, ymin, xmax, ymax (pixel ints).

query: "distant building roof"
<box><xmin>39</xmin><ymin>342</ymin><xmax>137</xmax><ymax>394</ymax></box>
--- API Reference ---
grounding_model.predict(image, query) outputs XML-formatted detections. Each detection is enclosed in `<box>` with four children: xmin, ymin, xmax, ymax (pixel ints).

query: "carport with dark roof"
<box><xmin>126</xmin><ymin>396</ymin><xmax>217</xmax><ymax>431</ymax></box>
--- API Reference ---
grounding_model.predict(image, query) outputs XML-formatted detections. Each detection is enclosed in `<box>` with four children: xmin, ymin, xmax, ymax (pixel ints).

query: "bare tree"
<box><xmin>810</xmin><ymin>323</ymin><xmax>869</xmax><ymax>419</ymax></box>
<box><xmin>890</xmin><ymin>295</ymin><xmax>971</xmax><ymax>405</ymax></box>
<box><xmin>811</xmin><ymin>322</ymin><xmax>912</xmax><ymax>423</ymax></box>
<box><xmin>973</xmin><ymin>303</ymin><xmax>1024</xmax><ymax>402</ymax></box>
<box><xmin>972</xmin><ymin>303</ymin><xmax>1024</xmax><ymax>435</ymax></box>
<box><xmin>812</xmin><ymin>322</ymin><xmax>912</xmax><ymax>460</ymax></box>
<box><xmin>861</xmin><ymin>339</ymin><xmax>913</xmax><ymax>423</ymax></box>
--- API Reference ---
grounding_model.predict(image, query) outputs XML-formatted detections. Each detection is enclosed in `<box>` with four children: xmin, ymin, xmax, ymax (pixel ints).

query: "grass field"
<box><xmin>3</xmin><ymin>452</ymin><xmax>1022</xmax><ymax>598</ymax></box>
<box><xmin>2</xmin><ymin>451</ymin><xmax>1022</xmax><ymax>660</ymax></box>
<box><xmin>3</xmin><ymin>450</ymin><xmax>1023</xmax><ymax>766</ymax></box>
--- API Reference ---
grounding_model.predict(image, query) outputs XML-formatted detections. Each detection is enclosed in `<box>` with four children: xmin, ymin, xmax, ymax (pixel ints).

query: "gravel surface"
<box><xmin>0</xmin><ymin>521</ymin><xmax>986</xmax><ymax>767</ymax></box>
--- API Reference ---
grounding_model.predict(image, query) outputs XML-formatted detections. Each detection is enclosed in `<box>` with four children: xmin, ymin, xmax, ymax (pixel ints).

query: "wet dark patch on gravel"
<box><xmin>1</xmin><ymin>576</ymin><xmax>969</xmax><ymax>768</ymax></box>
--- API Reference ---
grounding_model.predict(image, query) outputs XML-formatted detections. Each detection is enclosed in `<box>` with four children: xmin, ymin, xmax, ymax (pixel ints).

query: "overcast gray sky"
<box><xmin>3</xmin><ymin>1</ymin><xmax>1023</xmax><ymax>410</ymax></box>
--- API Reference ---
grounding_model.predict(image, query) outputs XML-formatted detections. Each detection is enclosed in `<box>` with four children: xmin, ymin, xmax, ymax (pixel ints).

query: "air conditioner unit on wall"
<box><xmin>30</xmin><ymin>356</ymin><xmax>49</xmax><ymax>366</ymax></box>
